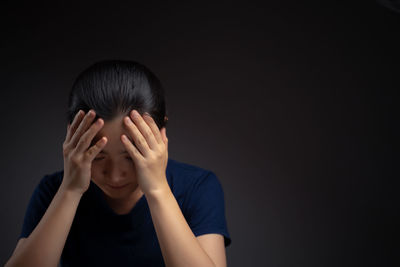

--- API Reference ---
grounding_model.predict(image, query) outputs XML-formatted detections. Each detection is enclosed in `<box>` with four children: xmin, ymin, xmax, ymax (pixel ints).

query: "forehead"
<box><xmin>91</xmin><ymin>115</ymin><xmax>133</xmax><ymax>145</ymax></box>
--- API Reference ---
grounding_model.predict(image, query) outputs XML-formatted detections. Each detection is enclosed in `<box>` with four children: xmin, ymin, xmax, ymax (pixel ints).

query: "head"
<box><xmin>66</xmin><ymin>59</ymin><xmax>168</xmax><ymax>200</ymax></box>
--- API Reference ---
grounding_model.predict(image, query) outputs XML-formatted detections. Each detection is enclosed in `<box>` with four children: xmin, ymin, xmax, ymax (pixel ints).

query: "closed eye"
<box><xmin>93</xmin><ymin>156</ymin><xmax>132</xmax><ymax>161</ymax></box>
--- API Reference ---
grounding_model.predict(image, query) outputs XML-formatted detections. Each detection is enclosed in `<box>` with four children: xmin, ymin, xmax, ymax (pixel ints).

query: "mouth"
<box><xmin>107</xmin><ymin>183</ymin><xmax>130</xmax><ymax>190</ymax></box>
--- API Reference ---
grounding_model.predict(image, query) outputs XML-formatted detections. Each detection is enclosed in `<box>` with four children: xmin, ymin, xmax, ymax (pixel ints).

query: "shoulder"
<box><xmin>166</xmin><ymin>158</ymin><xmax>218</xmax><ymax>190</ymax></box>
<box><xmin>19</xmin><ymin>169</ymin><xmax>65</xmax><ymax>239</ymax></box>
<box><xmin>166</xmin><ymin>158</ymin><xmax>224</xmax><ymax>206</ymax></box>
<box><xmin>167</xmin><ymin>158</ymin><xmax>211</xmax><ymax>176</ymax></box>
<box><xmin>167</xmin><ymin>159</ymin><xmax>231</xmax><ymax>246</ymax></box>
<box><xmin>40</xmin><ymin>169</ymin><xmax>63</xmax><ymax>187</ymax></box>
<box><xmin>34</xmin><ymin>170</ymin><xmax>64</xmax><ymax>197</ymax></box>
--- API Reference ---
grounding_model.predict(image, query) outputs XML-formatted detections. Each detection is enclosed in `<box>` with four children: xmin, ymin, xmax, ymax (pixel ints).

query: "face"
<box><xmin>90</xmin><ymin>114</ymin><xmax>139</xmax><ymax>201</ymax></box>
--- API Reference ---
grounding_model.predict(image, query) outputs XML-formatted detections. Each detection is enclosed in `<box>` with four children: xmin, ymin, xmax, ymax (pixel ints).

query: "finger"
<box><xmin>66</xmin><ymin>123</ymin><xmax>71</xmax><ymax>139</ymax></box>
<box><xmin>142</xmin><ymin>113</ymin><xmax>163</xmax><ymax>144</ymax></box>
<box><xmin>75</xmin><ymin>118</ymin><xmax>105</xmax><ymax>153</ymax></box>
<box><xmin>161</xmin><ymin>127</ymin><xmax>168</xmax><ymax>145</ymax></box>
<box><xmin>84</xmin><ymin>136</ymin><xmax>108</xmax><ymax>162</ymax></box>
<box><xmin>161</xmin><ymin>127</ymin><xmax>168</xmax><ymax>152</ymax></box>
<box><xmin>129</xmin><ymin>110</ymin><xmax>158</xmax><ymax>150</ymax></box>
<box><xmin>69</xmin><ymin>110</ymin><xmax>97</xmax><ymax>148</ymax></box>
<box><xmin>160</xmin><ymin>127</ymin><xmax>168</xmax><ymax>159</ymax></box>
<box><xmin>123</xmin><ymin>115</ymin><xmax>151</xmax><ymax>156</ymax></box>
<box><xmin>65</xmin><ymin>110</ymin><xmax>84</xmax><ymax>143</ymax></box>
<box><xmin>121</xmin><ymin>134</ymin><xmax>144</xmax><ymax>162</ymax></box>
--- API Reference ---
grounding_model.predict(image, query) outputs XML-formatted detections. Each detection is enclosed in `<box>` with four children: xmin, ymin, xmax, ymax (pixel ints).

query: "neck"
<box><xmin>105</xmin><ymin>187</ymin><xmax>144</xmax><ymax>215</ymax></box>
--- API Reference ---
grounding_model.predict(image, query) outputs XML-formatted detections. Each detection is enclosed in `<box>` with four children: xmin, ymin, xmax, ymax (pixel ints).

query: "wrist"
<box><xmin>144</xmin><ymin>179</ymin><xmax>171</xmax><ymax>200</ymax></box>
<box><xmin>59</xmin><ymin>182</ymin><xmax>84</xmax><ymax>199</ymax></box>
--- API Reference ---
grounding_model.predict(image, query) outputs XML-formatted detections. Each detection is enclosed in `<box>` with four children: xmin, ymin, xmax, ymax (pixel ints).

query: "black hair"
<box><xmin>66</xmin><ymin>59</ymin><xmax>168</xmax><ymax>129</ymax></box>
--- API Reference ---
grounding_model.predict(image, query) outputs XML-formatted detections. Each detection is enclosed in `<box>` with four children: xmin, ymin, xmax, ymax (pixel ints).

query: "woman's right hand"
<box><xmin>60</xmin><ymin>109</ymin><xmax>108</xmax><ymax>196</ymax></box>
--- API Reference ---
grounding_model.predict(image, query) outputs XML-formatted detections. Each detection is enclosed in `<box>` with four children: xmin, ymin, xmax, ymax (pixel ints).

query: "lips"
<box><xmin>107</xmin><ymin>183</ymin><xmax>130</xmax><ymax>189</ymax></box>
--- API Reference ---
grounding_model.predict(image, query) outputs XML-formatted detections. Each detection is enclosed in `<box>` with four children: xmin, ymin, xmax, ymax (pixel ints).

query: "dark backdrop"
<box><xmin>1</xmin><ymin>1</ymin><xmax>398</xmax><ymax>266</ymax></box>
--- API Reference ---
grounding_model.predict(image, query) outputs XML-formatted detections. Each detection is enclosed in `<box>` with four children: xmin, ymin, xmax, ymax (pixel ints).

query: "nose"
<box><xmin>103</xmin><ymin>162</ymin><xmax>127</xmax><ymax>185</ymax></box>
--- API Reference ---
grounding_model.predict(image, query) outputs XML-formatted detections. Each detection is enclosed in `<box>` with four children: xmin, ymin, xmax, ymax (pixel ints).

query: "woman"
<box><xmin>5</xmin><ymin>60</ymin><xmax>231</xmax><ymax>267</ymax></box>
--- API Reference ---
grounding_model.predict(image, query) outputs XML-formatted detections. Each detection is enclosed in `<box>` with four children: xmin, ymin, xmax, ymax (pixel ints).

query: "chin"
<box><xmin>102</xmin><ymin>183</ymin><xmax>138</xmax><ymax>200</ymax></box>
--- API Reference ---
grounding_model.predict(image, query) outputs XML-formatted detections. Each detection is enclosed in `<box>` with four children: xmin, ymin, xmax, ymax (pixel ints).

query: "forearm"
<box><xmin>146</xmin><ymin>178</ymin><xmax>216</xmax><ymax>267</ymax></box>
<box><xmin>5</xmin><ymin>183</ymin><xmax>82</xmax><ymax>267</ymax></box>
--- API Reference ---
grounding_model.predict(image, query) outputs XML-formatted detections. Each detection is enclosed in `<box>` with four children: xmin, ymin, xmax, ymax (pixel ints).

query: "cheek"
<box><xmin>90</xmin><ymin>163</ymin><xmax>103</xmax><ymax>181</ymax></box>
<box><xmin>120</xmin><ymin>160</ymin><xmax>137</xmax><ymax>177</ymax></box>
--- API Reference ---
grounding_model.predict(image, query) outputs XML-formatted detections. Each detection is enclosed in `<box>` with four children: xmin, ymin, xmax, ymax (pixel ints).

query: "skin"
<box><xmin>91</xmin><ymin>110</ymin><xmax>227</xmax><ymax>266</ymax></box>
<box><xmin>89</xmin><ymin>111</ymin><xmax>168</xmax><ymax>214</ymax></box>
<box><xmin>118</xmin><ymin>110</ymin><xmax>226</xmax><ymax>267</ymax></box>
<box><xmin>5</xmin><ymin>109</ymin><xmax>227</xmax><ymax>267</ymax></box>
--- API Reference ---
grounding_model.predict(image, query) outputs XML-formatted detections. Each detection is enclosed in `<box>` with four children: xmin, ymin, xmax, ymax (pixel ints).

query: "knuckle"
<box><xmin>62</xmin><ymin>141</ymin><xmax>69</xmax><ymax>149</ymax></box>
<box><xmin>145</xmin><ymin>130</ymin><xmax>152</xmax><ymax>138</ymax></box>
<box><xmin>154</xmin><ymin>145</ymin><xmax>162</xmax><ymax>154</ymax></box>
<box><xmin>63</xmin><ymin>148</ymin><xmax>69</xmax><ymax>157</ymax></box>
<box><xmin>148</xmin><ymin>155</ymin><xmax>155</xmax><ymax>163</ymax></box>
<box><xmin>156</xmin><ymin>150</ymin><xmax>164</xmax><ymax>158</ymax></box>
<box><xmin>63</xmin><ymin>144</ymin><xmax>71</xmax><ymax>155</ymax></box>
<box><xmin>78</xmin><ymin>136</ymin><xmax>89</xmax><ymax>147</ymax></box>
<box><xmin>86</xmin><ymin>147</ymin><xmax>96</xmax><ymax>158</ymax></box>
<box><xmin>136</xmin><ymin>138</ymin><xmax>144</xmax><ymax>146</ymax></box>
<box><xmin>87</xmin><ymin>142</ymin><xmax>101</xmax><ymax>158</ymax></box>
<box><xmin>150</xmin><ymin>154</ymin><xmax>158</xmax><ymax>162</ymax></box>
<box><xmin>82</xmin><ymin>153</ymin><xmax>90</xmax><ymax>162</ymax></box>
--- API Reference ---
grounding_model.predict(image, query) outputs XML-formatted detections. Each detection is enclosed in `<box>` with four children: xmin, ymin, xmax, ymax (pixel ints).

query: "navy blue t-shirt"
<box><xmin>19</xmin><ymin>158</ymin><xmax>231</xmax><ymax>266</ymax></box>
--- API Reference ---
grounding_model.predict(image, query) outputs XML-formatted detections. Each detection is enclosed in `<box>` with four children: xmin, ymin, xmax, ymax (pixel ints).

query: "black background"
<box><xmin>1</xmin><ymin>1</ymin><xmax>398</xmax><ymax>266</ymax></box>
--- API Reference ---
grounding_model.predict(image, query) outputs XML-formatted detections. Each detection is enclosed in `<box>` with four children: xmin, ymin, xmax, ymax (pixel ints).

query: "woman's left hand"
<box><xmin>121</xmin><ymin>109</ymin><xmax>169</xmax><ymax>195</ymax></box>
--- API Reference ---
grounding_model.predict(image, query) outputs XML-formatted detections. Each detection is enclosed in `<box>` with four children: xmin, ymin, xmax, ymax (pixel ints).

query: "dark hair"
<box><xmin>66</xmin><ymin>60</ymin><xmax>168</xmax><ymax>129</ymax></box>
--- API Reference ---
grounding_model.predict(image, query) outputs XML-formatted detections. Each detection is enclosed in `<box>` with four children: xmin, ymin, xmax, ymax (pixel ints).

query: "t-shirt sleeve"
<box><xmin>19</xmin><ymin>173</ymin><xmax>61</xmax><ymax>239</ymax></box>
<box><xmin>184</xmin><ymin>171</ymin><xmax>232</xmax><ymax>247</ymax></box>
